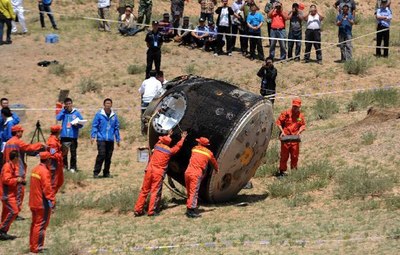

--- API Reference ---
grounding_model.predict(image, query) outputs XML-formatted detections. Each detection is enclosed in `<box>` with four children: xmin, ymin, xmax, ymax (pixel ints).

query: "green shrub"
<box><xmin>335</xmin><ymin>167</ymin><xmax>394</xmax><ymax>199</ymax></box>
<box><xmin>255</xmin><ymin>143</ymin><xmax>280</xmax><ymax>178</ymax></box>
<box><xmin>118</xmin><ymin>114</ymin><xmax>128</xmax><ymax>130</ymax></box>
<box><xmin>312</xmin><ymin>98</ymin><xmax>339</xmax><ymax>120</ymax></box>
<box><xmin>78</xmin><ymin>77</ymin><xmax>102</xmax><ymax>94</ymax></box>
<box><xmin>184</xmin><ymin>63</ymin><xmax>197</xmax><ymax>74</ymax></box>
<box><xmin>285</xmin><ymin>194</ymin><xmax>313</xmax><ymax>207</ymax></box>
<box><xmin>344</xmin><ymin>57</ymin><xmax>371</xmax><ymax>75</ymax></box>
<box><xmin>268</xmin><ymin>161</ymin><xmax>334</xmax><ymax>199</ymax></box>
<box><xmin>79</xmin><ymin>120</ymin><xmax>92</xmax><ymax>139</ymax></box>
<box><xmin>49</xmin><ymin>63</ymin><xmax>66</xmax><ymax>76</ymax></box>
<box><xmin>127</xmin><ymin>64</ymin><xmax>146</xmax><ymax>75</ymax></box>
<box><xmin>348</xmin><ymin>88</ymin><xmax>399</xmax><ymax>110</ymax></box>
<box><xmin>360</xmin><ymin>132</ymin><xmax>377</xmax><ymax>145</ymax></box>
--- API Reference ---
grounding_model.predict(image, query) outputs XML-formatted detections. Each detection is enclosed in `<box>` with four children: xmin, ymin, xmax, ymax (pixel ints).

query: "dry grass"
<box><xmin>1</xmin><ymin>0</ymin><xmax>400</xmax><ymax>254</ymax></box>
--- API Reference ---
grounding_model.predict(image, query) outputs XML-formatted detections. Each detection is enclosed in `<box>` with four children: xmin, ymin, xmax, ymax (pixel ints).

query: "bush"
<box><xmin>344</xmin><ymin>57</ymin><xmax>371</xmax><ymax>75</ymax></box>
<box><xmin>127</xmin><ymin>64</ymin><xmax>146</xmax><ymax>75</ymax></box>
<box><xmin>118</xmin><ymin>114</ymin><xmax>128</xmax><ymax>130</ymax></box>
<box><xmin>78</xmin><ymin>77</ymin><xmax>102</xmax><ymax>94</ymax></box>
<box><xmin>49</xmin><ymin>63</ymin><xmax>66</xmax><ymax>76</ymax></box>
<box><xmin>312</xmin><ymin>98</ymin><xmax>339</xmax><ymax>120</ymax></box>
<box><xmin>335</xmin><ymin>167</ymin><xmax>394</xmax><ymax>199</ymax></box>
<box><xmin>360</xmin><ymin>132</ymin><xmax>377</xmax><ymax>145</ymax></box>
<box><xmin>184</xmin><ymin>64</ymin><xmax>197</xmax><ymax>74</ymax></box>
<box><xmin>348</xmin><ymin>88</ymin><xmax>399</xmax><ymax>110</ymax></box>
<box><xmin>268</xmin><ymin>161</ymin><xmax>334</xmax><ymax>199</ymax></box>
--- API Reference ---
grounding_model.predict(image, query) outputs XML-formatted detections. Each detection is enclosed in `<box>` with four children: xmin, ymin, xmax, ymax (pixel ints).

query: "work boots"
<box><xmin>0</xmin><ymin>231</ymin><xmax>16</xmax><ymax>241</ymax></box>
<box><xmin>185</xmin><ymin>208</ymin><xmax>201</xmax><ymax>218</ymax></box>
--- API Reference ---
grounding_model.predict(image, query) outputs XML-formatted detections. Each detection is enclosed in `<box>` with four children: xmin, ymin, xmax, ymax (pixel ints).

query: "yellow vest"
<box><xmin>0</xmin><ymin>0</ymin><xmax>15</xmax><ymax>20</ymax></box>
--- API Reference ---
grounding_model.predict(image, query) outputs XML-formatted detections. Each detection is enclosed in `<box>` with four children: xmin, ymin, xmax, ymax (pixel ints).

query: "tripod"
<box><xmin>25</xmin><ymin>120</ymin><xmax>46</xmax><ymax>158</ymax></box>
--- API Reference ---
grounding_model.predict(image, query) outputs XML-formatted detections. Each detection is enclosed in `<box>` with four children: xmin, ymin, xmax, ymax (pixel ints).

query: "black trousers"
<box><xmin>0</xmin><ymin>18</ymin><xmax>12</xmax><ymax>42</ymax></box>
<box><xmin>217</xmin><ymin>26</ymin><xmax>232</xmax><ymax>54</ymax></box>
<box><xmin>145</xmin><ymin>48</ymin><xmax>161</xmax><ymax>79</ymax></box>
<box><xmin>38</xmin><ymin>3</ymin><xmax>57</xmax><ymax>28</ymax></box>
<box><xmin>267</xmin><ymin>22</ymin><xmax>272</xmax><ymax>46</ymax></box>
<box><xmin>61</xmin><ymin>137</ymin><xmax>78</xmax><ymax>170</ymax></box>
<box><xmin>94</xmin><ymin>141</ymin><xmax>114</xmax><ymax>176</ymax></box>
<box><xmin>376</xmin><ymin>25</ymin><xmax>389</xmax><ymax>57</ymax></box>
<box><xmin>249</xmin><ymin>31</ymin><xmax>264</xmax><ymax>60</ymax></box>
<box><xmin>304</xmin><ymin>29</ymin><xmax>322</xmax><ymax>61</ymax></box>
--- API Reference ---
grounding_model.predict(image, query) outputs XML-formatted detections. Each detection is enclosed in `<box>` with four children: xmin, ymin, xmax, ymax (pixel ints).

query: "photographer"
<box><xmin>268</xmin><ymin>1</ymin><xmax>288</xmax><ymax>60</ymax></box>
<box><xmin>303</xmin><ymin>4</ymin><xmax>324</xmax><ymax>64</ymax></box>
<box><xmin>287</xmin><ymin>3</ymin><xmax>304</xmax><ymax>61</ymax></box>
<box><xmin>257</xmin><ymin>57</ymin><xmax>277</xmax><ymax>104</ymax></box>
<box><xmin>56</xmin><ymin>98</ymin><xmax>84</xmax><ymax>173</ymax></box>
<box><xmin>336</xmin><ymin>4</ymin><xmax>354</xmax><ymax>61</ymax></box>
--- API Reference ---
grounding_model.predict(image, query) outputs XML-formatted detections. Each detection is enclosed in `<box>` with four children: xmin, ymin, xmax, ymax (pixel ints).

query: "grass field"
<box><xmin>1</xmin><ymin>0</ymin><xmax>400</xmax><ymax>254</ymax></box>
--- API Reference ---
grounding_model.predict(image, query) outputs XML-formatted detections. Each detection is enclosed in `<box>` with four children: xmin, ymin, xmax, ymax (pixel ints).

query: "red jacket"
<box><xmin>0</xmin><ymin>161</ymin><xmax>19</xmax><ymax>200</ymax></box>
<box><xmin>46</xmin><ymin>135</ymin><xmax>63</xmax><ymax>189</ymax></box>
<box><xmin>3</xmin><ymin>136</ymin><xmax>42</xmax><ymax>179</ymax></box>
<box><xmin>29</xmin><ymin>163</ymin><xmax>55</xmax><ymax>210</ymax></box>
<box><xmin>276</xmin><ymin>109</ymin><xmax>306</xmax><ymax>135</ymax></box>
<box><xmin>147</xmin><ymin>137</ymin><xmax>185</xmax><ymax>175</ymax></box>
<box><xmin>186</xmin><ymin>145</ymin><xmax>219</xmax><ymax>175</ymax></box>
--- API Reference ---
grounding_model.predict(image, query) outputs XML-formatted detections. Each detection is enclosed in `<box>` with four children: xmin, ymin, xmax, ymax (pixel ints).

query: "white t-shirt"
<box><xmin>139</xmin><ymin>77</ymin><xmax>163</xmax><ymax>103</ymax></box>
<box><xmin>219</xmin><ymin>7</ymin><xmax>230</xmax><ymax>27</ymax></box>
<box><xmin>306</xmin><ymin>14</ymin><xmax>321</xmax><ymax>30</ymax></box>
<box><xmin>98</xmin><ymin>0</ymin><xmax>110</xmax><ymax>8</ymax></box>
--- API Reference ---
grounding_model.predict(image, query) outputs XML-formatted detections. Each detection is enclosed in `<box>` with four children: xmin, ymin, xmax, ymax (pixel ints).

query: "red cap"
<box><xmin>299</xmin><ymin>3</ymin><xmax>305</xmax><ymax>10</ymax></box>
<box><xmin>50</xmin><ymin>125</ymin><xmax>62</xmax><ymax>133</ymax></box>
<box><xmin>292</xmin><ymin>98</ymin><xmax>302</xmax><ymax>107</ymax></box>
<box><xmin>159</xmin><ymin>136</ymin><xmax>172</xmax><ymax>145</ymax></box>
<box><xmin>196</xmin><ymin>137</ymin><xmax>210</xmax><ymax>146</ymax></box>
<box><xmin>11</xmin><ymin>125</ymin><xmax>24</xmax><ymax>132</ymax></box>
<box><xmin>39</xmin><ymin>151</ymin><xmax>51</xmax><ymax>160</ymax></box>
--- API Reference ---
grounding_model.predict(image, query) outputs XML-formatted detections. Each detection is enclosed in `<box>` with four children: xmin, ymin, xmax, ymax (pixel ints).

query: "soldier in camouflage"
<box><xmin>137</xmin><ymin>0</ymin><xmax>152</xmax><ymax>26</ymax></box>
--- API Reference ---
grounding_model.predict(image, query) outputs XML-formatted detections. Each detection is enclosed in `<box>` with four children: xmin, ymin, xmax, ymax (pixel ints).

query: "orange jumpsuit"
<box><xmin>185</xmin><ymin>145</ymin><xmax>218</xmax><ymax>209</ymax></box>
<box><xmin>134</xmin><ymin>137</ymin><xmax>185</xmax><ymax>215</ymax></box>
<box><xmin>276</xmin><ymin>109</ymin><xmax>306</xmax><ymax>172</ymax></box>
<box><xmin>47</xmin><ymin>135</ymin><xmax>64</xmax><ymax>194</ymax></box>
<box><xmin>29</xmin><ymin>163</ymin><xmax>55</xmax><ymax>253</ymax></box>
<box><xmin>0</xmin><ymin>161</ymin><xmax>19</xmax><ymax>234</ymax></box>
<box><xmin>3</xmin><ymin>136</ymin><xmax>43</xmax><ymax>211</ymax></box>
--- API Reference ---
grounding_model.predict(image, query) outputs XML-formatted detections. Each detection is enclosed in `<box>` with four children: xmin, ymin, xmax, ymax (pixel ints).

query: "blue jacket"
<box><xmin>56</xmin><ymin>108</ymin><xmax>84</xmax><ymax>139</ymax></box>
<box><xmin>91</xmin><ymin>109</ymin><xmax>120</xmax><ymax>142</ymax></box>
<box><xmin>0</xmin><ymin>112</ymin><xmax>20</xmax><ymax>127</ymax></box>
<box><xmin>0</xmin><ymin>117</ymin><xmax>17</xmax><ymax>149</ymax></box>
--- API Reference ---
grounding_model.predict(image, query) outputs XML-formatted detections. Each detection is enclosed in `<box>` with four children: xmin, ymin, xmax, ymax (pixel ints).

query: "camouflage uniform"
<box><xmin>137</xmin><ymin>0</ymin><xmax>152</xmax><ymax>25</ymax></box>
<box><xmin>118</xmin><ymin>0</ymin><xmax>135</xmax><ymax>16</ymax></box>
<box><xmin>171</xmin><ymin>0</ymin><xmax>185</xmax><ymax>35</ymax></box>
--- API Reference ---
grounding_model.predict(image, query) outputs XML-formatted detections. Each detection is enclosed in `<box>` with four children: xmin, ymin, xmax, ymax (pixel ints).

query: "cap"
<box><xmin>39</xmin><ymin>151</ymin><xmax>51</xmax><ymax>160</ymax></box>
<box><xmin>152</xmin><ymin>20</ymin><xmax>159</xmax><ymax>25</ymax></box>
<box><xmin>183</xmin><ymin>16</ymin><xmax>190</xmax><ymax>20</ymax></box>
<box><xmin>196</xmin><ymin>137</ymin><xmax>210</xmax><ymax>146</ymax></box>
<box><xmin>11</xmin><ymin>125</ymin><xmax>24</xmax><ymax>132</ymax></box>
<box><xmin>199</xmin><ymin>18</ymin><xmax>205</xmax><ymax>22</ymax></box>
<box><xmin>50</xmin><ymin>125</ymin><xmax>62</xmax><ymax>133</ymax></box>
<box><xmin>292</xmin><ymin>98</ymin><xmax>302</xmax><ymax>107</ymax></box>
<box><xmin>159</xmin><ymin>135</ymin><xmax>172</xmax><ymax>145</ymax></box>
<box><xmin>163</xmin><ymin>13</ymin><xmax>170</xmax><ymax>17</ymax></box>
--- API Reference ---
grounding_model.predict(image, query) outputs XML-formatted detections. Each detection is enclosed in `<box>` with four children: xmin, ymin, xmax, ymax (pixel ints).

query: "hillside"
<box><xmin>1</xmin><ymin>0</ymin><xmax>400</xmax><ymax>254</ymax></box>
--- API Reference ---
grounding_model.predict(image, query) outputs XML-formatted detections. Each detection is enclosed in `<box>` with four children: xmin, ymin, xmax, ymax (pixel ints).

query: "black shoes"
<box><xmin>0</xmin><ymin>231</ymin><xmax>16</xmax><ymax>241</ymax></box>
<box><xmin>276</xmin><ymin>171</ymin><xmax>287</xmax><ymax>178</ymax></box>
<box><xmin>185</xmin><ymin>208</ymin><xmax>201</xmax><ymax>218</ymax></box>
<box><xmin>134</xmin><ymin>211</ymin><xmax>145</xmax><ymax>217</ymax></box>
<box><xmin>16</xmin><ymin>215</ymin><xmax>25</xmax><ymax>221</ymax></box>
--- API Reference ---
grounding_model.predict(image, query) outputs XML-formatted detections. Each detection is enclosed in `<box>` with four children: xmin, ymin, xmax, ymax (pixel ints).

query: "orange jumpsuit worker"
<box><xmin>276</xmin><ymin>98</ymin><xmax>306</xmax><ymax>177</ymax></box>
<box><xmin>184</xmin><ymin>137</ymin><xmax>218</xmax><ymax>218</ymax></box>
<box><xmin>3</xmin><ymin>125</ymin><xmax>44</xmax><ymax>220</ymax></box>
<box><xmin>29</xmin><ymin>151</ymin><xmax>55</xmax><ymax>254</ymax></box>
<box><xmin>134</xmin><ymin>130</ymin><xmax>187</xmax><ymax>216</ymax></box>
<box><xmin>0</xmin><ymin>150</ymin><xmax>23</xmax><ymax>241</ymax></box>
<box><xmin>46</xmin><ymin>125</ymin><xmax>64</xmax><ymax>194</ymax></box>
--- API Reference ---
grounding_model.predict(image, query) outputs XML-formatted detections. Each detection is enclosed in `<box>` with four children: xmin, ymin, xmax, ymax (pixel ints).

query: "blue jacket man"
<box><xmin>0</xmin><ymin>107</ymin><xmax>17</xmax><ymax>171</ymax></box>
<box><xmin>91</xmin><ymin>98</ymin><xmax>120</xmax><ymax>178</ymax></box>
<box><xmin>56</xmin><ymin>98</ymin><xmax>84</xmax><ymax>172</ymax></box>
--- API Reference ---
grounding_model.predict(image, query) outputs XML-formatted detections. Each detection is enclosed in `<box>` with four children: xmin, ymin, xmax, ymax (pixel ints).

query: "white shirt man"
<box><xmin>139</xmin><ymin>70</ymin><xmax>162</xmax><ymax>113</ymax></box>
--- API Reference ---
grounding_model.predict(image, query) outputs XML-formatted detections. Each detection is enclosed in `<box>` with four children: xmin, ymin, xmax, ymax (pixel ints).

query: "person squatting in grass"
<box><xmin>29</xmin><ymin>151</ymin><xmax>55</xmax><ymax>254</ymax></box>
<box><xmin>56</xmin><ymin>97</ymin><xmax>84</xmax><ymax>173</ymax></box>
<box><xmin>118</xmin><ymin>6</ymin><xmax>142</xmax><ymax>36</ymax></box>
<box><xmin>275</xmin><ymin>98</ymin><xmax>306</xmax><ymax>177</ymax></box>
<box><xmin>185</xmin><ymin>137</ymin><xmax>219</xmax><ymax>218</ymax></box>
<box><xmin>91</xmin><ymin>98</ymin><xmax>121</xmax><ymax>178</ymax></box>
<box><xmin>46</xmin><ymin>125</ymin><xmax>64</xmax><ymax>194</ymax></box>
<box><xmin>3</xmin><ymin>125</ymin><xmax>45</xmax><ymax>220</ymax></box>
<box><xmin>0</xmin><ymin>150</ymin><xmax>22</xmax><ymax>241</ymax></box>
<box><xmin>134</xmin><ymin>130</ymin><xmax>187</xmax><ymax>216</ymax></box>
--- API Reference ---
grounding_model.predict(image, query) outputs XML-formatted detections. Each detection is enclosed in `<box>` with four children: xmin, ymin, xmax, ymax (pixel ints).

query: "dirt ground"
<box><xmin>1</xmin><ymin>0</ymin><xmax>400</xmax><ymax>254</ymax></box>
